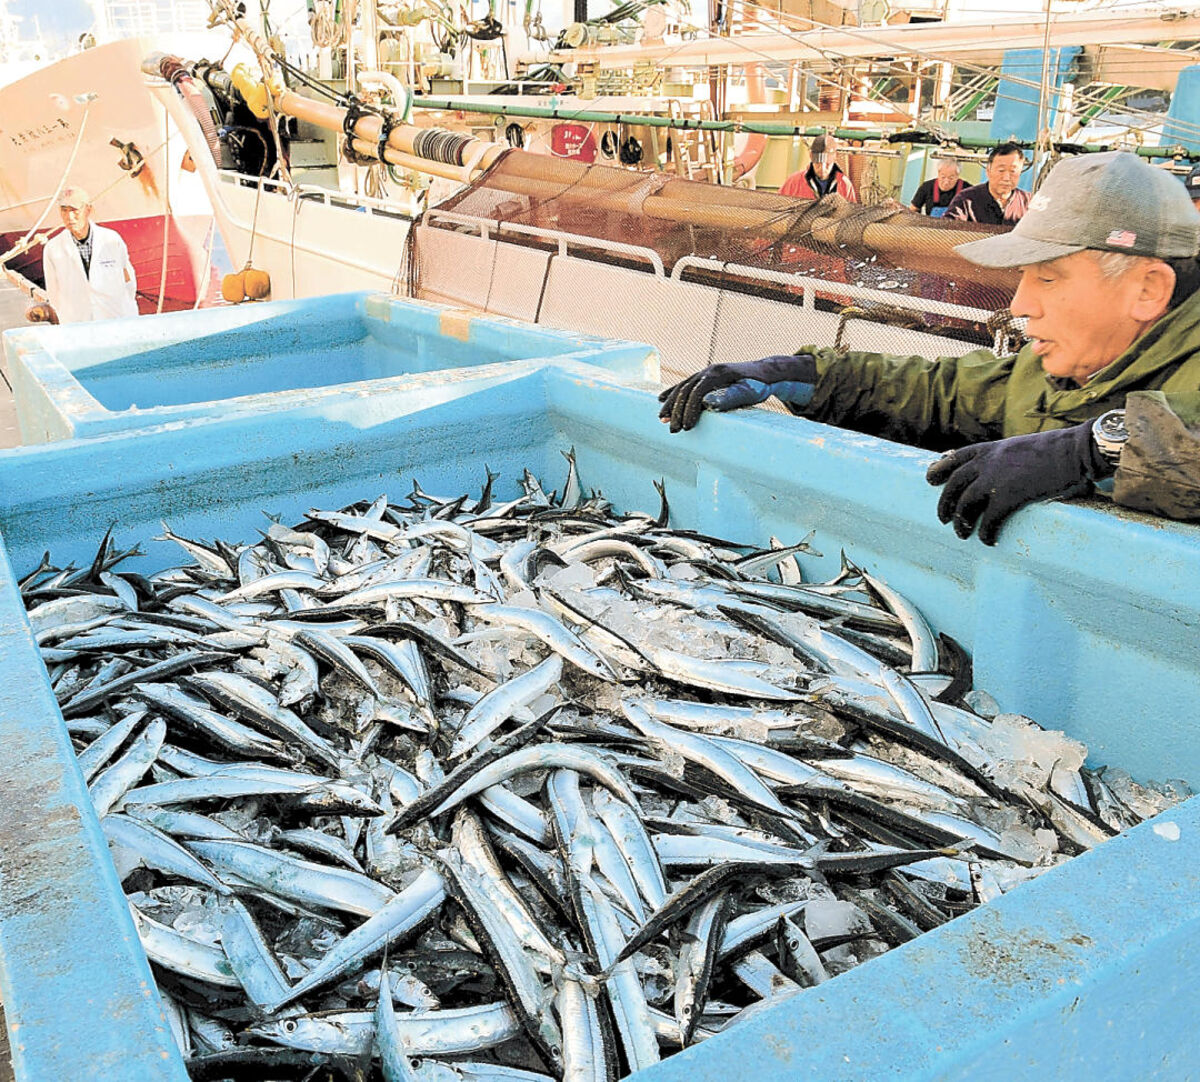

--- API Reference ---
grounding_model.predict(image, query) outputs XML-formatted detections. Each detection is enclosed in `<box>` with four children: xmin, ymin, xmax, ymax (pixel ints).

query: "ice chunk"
<box><xmin>698</xmin><ymin>796</ymin><xmax>739</xmax><ymax>825</ymax></box>
<box><xmin>1101</xmin><ymin>768</ymin><xmax>1188</xmax><ymax>821</ymax></box>
<box><xmin>634</xmin><ymin>945</ymin><xmax>673</xmax><ymax>1006</ymax></box>
<box><xmin>963</xmin><ymin>690</ymin><xmax>1001</xmax><ymax>718</ymax></box>
<box><xmin>971</xmin><ymin>713</ymin><xmax>1087</xmax><ymax>791</ymax></box>
<box><xmin>275</xmin><ymin>917</ymin><xmax>339</xmax><ymax>964</ymax></box>
<box><xmin>804</xmin><ymin>898</ymin><xmax>871</xmax><ymax>943</ymax></box>
<box><xmin>755</xmin><ymin>878</ymin><xmax>831</xmax><ymax>906</ymax></box>
<box><xmin>548</xmin><ymin>562</ymin><xmax>597</xmax><ymax>591</ymax></box>
<box><xmin>995</xmin><ymin>823</ymin><xmax>1052</xmax><ymax>866</ymax></box>
<box><xmin>986</xmin><ymin>860</ymin><xmax>1047</xmax><ymax>893</ymax></box>
<box><xmin>172</xmin><ymin>903</ymin><xmax>222</xmax><ymax>946</ymax></box>
<box><xmin>1034</xmin><ymin>828</ymin><xmax>1059</xmax><ymax>854</ymax></box>
<box><xmin>414</xmin><ymin>748</ymin><xmax>444</xmax><ymax>787</ymax></box>
<box><xmin>1159</xmin><ymin>779</ymin><xmax>1195</xmax><ymax>803</ymax></box>
<box><xmin>528</xmin><ymin>692</ymin><xmax>559</xmax><ymax>717</ymax></box>
<box><xmin>732</xmin><ymin>718</ymin><xmax>772</xmax><ymax>745</ymax></box>
<box><xmin>657</xmin><ymin>746</ymin><xmax>687</xmax><ymax>780</ymax></box>
<box><xmin>819</xmin><ymin>944</ymin><xmax>861</xmax><ymax>977</ymax></box>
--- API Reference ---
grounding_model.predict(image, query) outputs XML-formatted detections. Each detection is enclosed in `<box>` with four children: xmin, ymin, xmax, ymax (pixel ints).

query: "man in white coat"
<box><xmin>41</xmin><ymin>187</ymin><xmax>139</xmax><ymax>323</ymax></box>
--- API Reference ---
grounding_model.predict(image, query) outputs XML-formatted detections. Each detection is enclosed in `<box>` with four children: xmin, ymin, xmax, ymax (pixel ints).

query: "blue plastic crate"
<box><xmin>0</xmin><ymin>357</ymin><xmax>1195</xmax><ymax>1080</ymax></box>
<box><xmin>2</xmin><ymin>291</ymin><xmax>655</xmax><ymax>442</ymax></box>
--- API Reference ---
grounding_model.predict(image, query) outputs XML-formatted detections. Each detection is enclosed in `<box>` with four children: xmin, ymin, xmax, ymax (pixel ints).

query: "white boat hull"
<box><xmin>0</xmin><ymin>38</ymin><xmax>217</xmax><ymax>311</ymax></box>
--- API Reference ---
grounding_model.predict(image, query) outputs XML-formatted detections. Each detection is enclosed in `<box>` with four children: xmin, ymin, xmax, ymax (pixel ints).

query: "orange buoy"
<box><xmin>221</xmin><ymin>271</ymin><xmax>246</xmax><ymax>304</ymax></box>
<box><xmin>243</xmin><ymin>267</ymin><xmax>271</xmax><ymax>300</ymax></box>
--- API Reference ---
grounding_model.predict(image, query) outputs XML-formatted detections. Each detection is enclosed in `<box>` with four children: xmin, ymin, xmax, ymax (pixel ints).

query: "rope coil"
<box><xmin>412</xmin><ymin>128</ymin><xmax>473</xmax><ymax>166</ymax></box>
<box><xmin>342</xmin><ymin>98</ymin><xmax>371</xmax><ymax>138</ymax></box>
<box><xmin>341</xmin><ymin>136</ymin><xmax>376</xmax><ymax>166</ymax></box>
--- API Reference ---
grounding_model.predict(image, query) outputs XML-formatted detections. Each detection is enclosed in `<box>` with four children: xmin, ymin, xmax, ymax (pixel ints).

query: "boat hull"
<box><xmin>0</xmin><ymin>38</ymin><xmax>216</xmax><ymax>310</ymax></box>
<box><xmin>2</xmin><ymin>214</ymin><xmax>218</xmax><ymax>314</ymax></box>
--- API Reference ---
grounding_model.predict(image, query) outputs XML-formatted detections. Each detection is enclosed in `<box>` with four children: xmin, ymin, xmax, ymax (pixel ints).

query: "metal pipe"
<box><xmin>1033</xmin><ymin>0</ymin><xmax>1054</xmax><ymax>179</ymax></box>
<box><xmin>277</xmin><ymin>89</ymin><xmax>508</xmax><ymax>176</ymax></box>
<box><xmin>401</xmin><ymin>97</ymin><xmax>1200</xmax><ymax>158</ymax></box>
<box><xmin>274</xmin><ymin>87</ymin><xmax>1018</xmax><ymax>288</ymax></box>
<box><xmin>347</xmin><ymin>136</ymin><xmax>470</xmax><ymax>182</ymax></box>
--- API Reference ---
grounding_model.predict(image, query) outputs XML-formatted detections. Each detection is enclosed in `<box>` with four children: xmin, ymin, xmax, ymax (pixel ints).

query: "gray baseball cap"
<box><xmin>956</xmin><ymin>151</ymin><xmax>1200</xmax><ymax>268</ymax></box>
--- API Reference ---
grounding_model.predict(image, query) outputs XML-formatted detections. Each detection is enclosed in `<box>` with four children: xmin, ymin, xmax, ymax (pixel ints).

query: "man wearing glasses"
<box><xmin>945</xmin><ymin>143</ymin><xmax>1030</xmax><ymax>227</ymax></box>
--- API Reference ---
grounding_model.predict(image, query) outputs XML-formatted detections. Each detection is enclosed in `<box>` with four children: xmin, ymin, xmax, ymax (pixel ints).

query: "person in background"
<box><xmin>779</xmin><ymin>134</ymin><xmax>858</xmax><ymax>201</ymax></box>
<box><xmin>1185</xmin><ymin>163</ymin><xmax>1200</xmax><ymax>212</ymax></box>
<box><xmin>659</xmin><ymin>152</ymin><xmax>1200</xmax><ymax>544</ymax></box>
<box><xmin>910</xmin><ymin>156</ymin><xmax>966</xmax><ymax>218</ymax></box>
<box><xmin>41</xmin><ymin>187</ymin><xmax>138</xmax><ymax>323</ymax></box>
<box><xmin>944</xmin><ymin>142</ymin><xmax>1030</xmax><ymax>227</ymax></box>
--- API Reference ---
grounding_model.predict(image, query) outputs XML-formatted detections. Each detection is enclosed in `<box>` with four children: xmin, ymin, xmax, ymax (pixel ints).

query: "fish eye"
<box><xmin>283</xmin><ymin>1020</ymin><xmax>298</xmax><ymax>1034</ymax></box>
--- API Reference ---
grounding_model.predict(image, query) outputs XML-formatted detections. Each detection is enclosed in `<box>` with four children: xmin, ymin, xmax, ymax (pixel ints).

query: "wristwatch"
<box><xmin>1091</xmin><ymin>409</ymin><xmax>1129</xmax><ymax>467</ymax></box>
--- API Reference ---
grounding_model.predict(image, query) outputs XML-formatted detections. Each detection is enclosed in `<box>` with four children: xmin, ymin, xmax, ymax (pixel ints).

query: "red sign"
<box><xmin>550</xmin><ymin>123</ymin><xmax>597</xmax><ymax>163</ymax></box>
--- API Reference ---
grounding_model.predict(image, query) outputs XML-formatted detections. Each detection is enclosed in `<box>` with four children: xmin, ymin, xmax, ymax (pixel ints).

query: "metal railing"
<box><xmin>425</xmin><ymin>209</ymin><xmax>667</xmax><ymax>276</ymax></box>
<box><xmin>215</xmin><ymin>171</ymin><xmax>421</xmax><ymax>221</ymax></box>
<box><xmin>670</xmin><ymin>255</ymin><xmax>995</xmax><ymax>323</ymax></box>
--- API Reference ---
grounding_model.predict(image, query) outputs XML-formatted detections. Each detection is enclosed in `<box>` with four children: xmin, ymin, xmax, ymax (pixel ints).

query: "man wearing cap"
<box><xmin>659</xmin><ymin>152</ymin><xmax>1200</xmax><ymax>543</ymax></box>
<box><xmin>41</xmin><ymin>187</ymin><xmax>139</xmax><ymax>323</ymax></box>
<box><xmin>779</xmin><ymin>135</ymin><xmax>859</xmax><ymax>202</ymax></box>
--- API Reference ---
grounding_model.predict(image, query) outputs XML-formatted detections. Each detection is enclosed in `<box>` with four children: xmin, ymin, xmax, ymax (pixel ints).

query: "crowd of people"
<box><xmin>780</xmin><ymin>134</ymin><xmax>1034</xmax><ymax>226</ymax></box>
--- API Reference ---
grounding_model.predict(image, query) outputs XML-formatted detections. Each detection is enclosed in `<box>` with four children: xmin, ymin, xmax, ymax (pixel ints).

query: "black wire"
<box><xmin>274</xmin><ymin>53</ymin><xmax>385</xmax><ymax>119</ymax></box>
<box><xmin>273</xmin><ymin>54</ymin><xmax>342</xmax><ymax>103</ymax></box>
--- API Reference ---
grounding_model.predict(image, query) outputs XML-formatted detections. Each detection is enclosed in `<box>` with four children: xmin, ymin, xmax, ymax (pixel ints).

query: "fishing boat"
<box><xmin>0</xmin><ymin>37</ymin><xmax>219</xmax><ymax>315</ymax></box>
<box><xmin>137</xmin><ymin>0</ymin><xmax>1200</xmax><ymax>388</ymax></box>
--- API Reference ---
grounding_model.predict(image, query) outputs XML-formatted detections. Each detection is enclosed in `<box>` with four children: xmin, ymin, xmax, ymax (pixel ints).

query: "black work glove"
<box><xmin>926</xmin><ymin>421</ymin><xmax>1113</xmax><ymax>546</ymax></box>
<box><xmin>658</xmin><ymin>354</ymin><xmax>818</xmax><ymax>433</ymax></box>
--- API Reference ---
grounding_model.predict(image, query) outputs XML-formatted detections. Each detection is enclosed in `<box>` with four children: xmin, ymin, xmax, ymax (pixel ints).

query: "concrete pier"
<box><xmin>0</xmin><ymin>281</ymin><xmax>28</xmax><ymax>450</ymax></box>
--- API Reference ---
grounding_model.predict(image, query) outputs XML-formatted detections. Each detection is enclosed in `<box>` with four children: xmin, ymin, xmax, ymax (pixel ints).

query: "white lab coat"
<box><xmin>42</xmin><ymin>223</ymin><xmax>139</xmax><ymax>323</ymax></box>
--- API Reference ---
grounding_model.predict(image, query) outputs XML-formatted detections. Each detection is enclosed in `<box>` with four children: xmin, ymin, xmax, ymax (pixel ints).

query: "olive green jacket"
<box><xmin>802</xmin><ymin>288</ymin><xmax>1200</xmax><ymax>521</ymax></box>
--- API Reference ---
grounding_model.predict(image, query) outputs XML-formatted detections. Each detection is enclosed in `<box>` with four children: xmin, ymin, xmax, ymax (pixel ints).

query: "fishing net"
<box><xmin>407</xmin><ymin>149</ymin><xmax>1020</xmax><ymax>391</ymax></box>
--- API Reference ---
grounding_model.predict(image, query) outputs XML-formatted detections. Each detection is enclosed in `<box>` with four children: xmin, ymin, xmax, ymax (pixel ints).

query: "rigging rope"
<box><xmin>310</xmin><ymin>0</ymin><xmax>339</xmax><ymax>48</ymax></box>
<box><xmin>156</xmin><ymin>106</ymin><xmax>171</xmax><ymax>314</ymax></box>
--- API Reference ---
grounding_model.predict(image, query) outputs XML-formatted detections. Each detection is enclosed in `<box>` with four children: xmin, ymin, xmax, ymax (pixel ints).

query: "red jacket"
<box><xmin>779</xmin><ymin>165</ymin><xmax>858</xmax><ymax>202</ymax></box>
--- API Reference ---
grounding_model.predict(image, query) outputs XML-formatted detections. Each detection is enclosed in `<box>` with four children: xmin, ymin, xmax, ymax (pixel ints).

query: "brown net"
<box><xmin>409</xmin><ymin>151</ymin><xmax>1022</xmax><ymax>395</ymax></box>
<box><xmin>432</xmin><ymin>150</ymin><xmax>1016</xmax><ymax>322</ymax></box>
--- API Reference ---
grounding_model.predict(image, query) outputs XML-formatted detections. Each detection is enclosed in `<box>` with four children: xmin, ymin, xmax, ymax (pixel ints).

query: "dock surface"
<box><xmin>0</xmin><ymin>280</ymin><xmax>26</xmax><ymax>1080</ymax></box>
<box><xmin>0</xmin><ymin>281</ymin><xmax>27</xmax><ymax>450</ymax></box>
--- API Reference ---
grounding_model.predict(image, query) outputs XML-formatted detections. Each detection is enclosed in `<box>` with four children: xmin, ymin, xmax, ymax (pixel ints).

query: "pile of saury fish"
<box><xmin>24</xmin><ymin>454</ymin><xmax>1184</xmax><ymax>1082</ymax></box>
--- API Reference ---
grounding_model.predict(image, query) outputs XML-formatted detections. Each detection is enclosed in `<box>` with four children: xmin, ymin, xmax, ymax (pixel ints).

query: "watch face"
<box><xmin>1096</xmin><ymin>410</ymin><xmax>1128</xmax><ymax>442</ymax></box>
